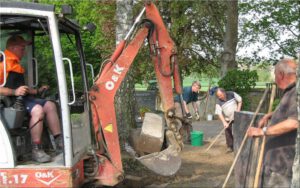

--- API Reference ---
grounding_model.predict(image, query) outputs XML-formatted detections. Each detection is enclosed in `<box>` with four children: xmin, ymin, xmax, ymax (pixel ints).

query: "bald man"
<box><xmin>247</xmin><ymin>58</ymin><xmax>299</xmax><ymax>187</ymax></box>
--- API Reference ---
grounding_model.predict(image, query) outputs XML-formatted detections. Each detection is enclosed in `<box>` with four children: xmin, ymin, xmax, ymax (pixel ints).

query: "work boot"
<box><xmin>32</xmin><ymin>144</ymin><xmax>51</xmax><ymax>163</ymax></box>
<box><xmin>226</xmin><ymin>147</ymin><xmax>233</xmax><ymax>153</ymax></box>
<box><xmin>54</xmin><ymin>135</ymin><xmax>64</xmax><ymax>154</ymax></box>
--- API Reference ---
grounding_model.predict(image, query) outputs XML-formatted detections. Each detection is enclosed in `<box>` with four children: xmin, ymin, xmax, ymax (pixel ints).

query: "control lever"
<box><xmin>40</xmin><ymin>88</ymin><xmax>48</xmax><ymax>99</ymax></box>
<box><xmin>13</xmin><ymin>96</ymin><xmax>24</xmax><ymax>111</ymax></box>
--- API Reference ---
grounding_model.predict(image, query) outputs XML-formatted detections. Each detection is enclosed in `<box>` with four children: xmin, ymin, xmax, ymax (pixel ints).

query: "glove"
<box><xmin>209</xmin><ymin>86</ymin><xmax>218</xmax><ymax>96</ymax></box>
<box><xmin>195</xmin><ymin>112</ymin><xmax>200</xmax><ymax>121</ymax></box>
<box><xmin>186</xmin><ymin>112</ymin><xmax>192</xmax><ymax>119</ymax></box>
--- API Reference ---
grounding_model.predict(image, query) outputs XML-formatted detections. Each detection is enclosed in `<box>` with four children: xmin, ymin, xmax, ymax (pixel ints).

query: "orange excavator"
<box><xmin>0</xmin><ymin>1</ymin><xmax>184</xmax><ymax>187</ymax></box>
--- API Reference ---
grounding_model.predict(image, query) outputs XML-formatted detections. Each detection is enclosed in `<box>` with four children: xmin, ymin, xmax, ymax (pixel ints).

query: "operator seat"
<box><xmin>0</xmin><ymin>95</ymin><xmax>25</xmax><ymax>129</ymax></box>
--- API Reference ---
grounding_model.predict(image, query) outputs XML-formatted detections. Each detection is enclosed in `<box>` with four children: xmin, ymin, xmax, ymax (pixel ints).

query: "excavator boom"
<box><xmin>89</xmin><ymin>2</ymin><xmax>183</xmax><ymax>185</ymax></box>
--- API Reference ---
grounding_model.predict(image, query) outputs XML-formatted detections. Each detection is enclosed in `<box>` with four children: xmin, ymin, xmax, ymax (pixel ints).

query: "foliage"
<box><xmin>255</xmin><ymin>69</ymin><xmax>272</xmax><ymax>82</ymax></box>
<box><xmin>235</xmin><ymin>58</ymin><xmax>274</xmax><ymax>82</ymax></box>
<box><xmin>160</xmin><ymin>1</ymin><xmax>226</xmax><ymax>76</ymax></box>
<box><xmin>239</xmin><ymin>0</ymin><xmax>300</xmax><ymax>62</ymax></box>
<box><xmin>32</xmin><ymin>0</ymin><xmax>228</xmax><ymax>86</ymax></box>
<box><xmin>190</xmin><ymin>63</ymin><xmax>219</xmax><ymax>84</ymax></box>
<box><xmin>139</xmin><ymin>106</ymin><xmax>151</xmax><ymax>118</ymax></box>
<box><xmin>36</xmin><ymin>0</ymin><xmax>115</xmax><ymax>89</ymax></box>
<box><xmin>218</xmin><ymin>69</ymin><xmax>258</xmax><ymax>110</ymax></box>
<box><xmin>130</xmin><ymin>0</ymin><xmax>227</xmax><ymax>83</ymax></box>
<box><xmin>19</xmin><ymin>0</ymin><xmax>299</xmax><ymax>88</ymax></box>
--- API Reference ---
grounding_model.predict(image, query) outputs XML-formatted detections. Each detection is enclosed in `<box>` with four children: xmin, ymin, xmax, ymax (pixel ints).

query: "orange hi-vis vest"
<box><xmin>0</xmin><ymin>49</ymin><xmax>25</xmax><ymax>85</ymax></box>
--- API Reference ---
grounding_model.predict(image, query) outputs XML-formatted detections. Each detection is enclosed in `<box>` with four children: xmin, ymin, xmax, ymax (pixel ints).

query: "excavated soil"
<box><xmin>120</xmin><ymin>120</ymin><xmax>235</xmax><ymax>188</ymax></box>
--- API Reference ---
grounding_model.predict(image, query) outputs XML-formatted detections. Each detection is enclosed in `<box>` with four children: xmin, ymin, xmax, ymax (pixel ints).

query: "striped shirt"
<box><xmin>215</xmin><ymin>91</ymin><xmax>242</xmax><ymax>121</ymax></box>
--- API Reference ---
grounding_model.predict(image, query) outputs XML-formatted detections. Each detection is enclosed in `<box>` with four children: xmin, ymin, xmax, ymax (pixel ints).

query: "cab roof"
<box><xmin>0</xmin><ymin>1</ymin><xmax>80</xmax><ymax>34</ymax></box>
<box><xmin>0</xmin><ymin>1</ymin><xmax>54</xmax><ymax>12</ymax></box>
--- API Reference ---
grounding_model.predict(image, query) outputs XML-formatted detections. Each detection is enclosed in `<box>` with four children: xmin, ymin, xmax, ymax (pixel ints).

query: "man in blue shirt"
<box><xmin>174</xmin><ymin>81</ymin><xmax>201</xmax><ymax>143</ymax></box>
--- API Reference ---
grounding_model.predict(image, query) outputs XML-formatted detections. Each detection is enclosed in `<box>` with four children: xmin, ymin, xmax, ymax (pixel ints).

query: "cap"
<box><xmin>6</xmin><ymin>35</ymin><xmax>32</xmax><ymax>48</ymax></box>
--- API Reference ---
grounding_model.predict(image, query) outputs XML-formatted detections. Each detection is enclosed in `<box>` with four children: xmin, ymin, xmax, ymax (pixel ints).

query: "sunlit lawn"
<box><xmin>135</xmin><ymin>77</ymin><xmax>268</xmax><ymax>91</ymax></box>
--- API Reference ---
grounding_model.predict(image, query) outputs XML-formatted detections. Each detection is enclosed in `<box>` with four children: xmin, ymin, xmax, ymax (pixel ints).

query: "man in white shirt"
<box><xmin>215</xmin><ymin>88</ymin><xmax>242</xmax><ymax>152</ymax></box>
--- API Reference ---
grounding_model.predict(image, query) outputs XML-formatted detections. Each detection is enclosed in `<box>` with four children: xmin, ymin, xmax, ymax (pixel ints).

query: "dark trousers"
<box><xmin>225</xmin><ymin>122</ymin><xmax>233</xmax><ymax>149</ymax></box>
<box><xmin>262</xmin><ymin>171</ymin><xmax>291</xmax><ymax>188</ymax></box>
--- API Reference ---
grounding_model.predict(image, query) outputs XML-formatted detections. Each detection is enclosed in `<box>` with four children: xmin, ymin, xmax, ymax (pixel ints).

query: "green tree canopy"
<box><xmin>238</xmin><ymin>0</ymin><xmax>300</xmax><ymax>63</ymax></box>
<box><xmin>131</xmin><ymin>0</ymin><xmax>227</xmax><ymax>83</ymax></box>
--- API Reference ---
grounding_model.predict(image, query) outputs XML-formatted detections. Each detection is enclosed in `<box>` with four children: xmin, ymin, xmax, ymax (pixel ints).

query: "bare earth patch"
<box><xmin>121</xmin><ymin>137</ymin><xmax>235</xmax><ymax>188</ymax></box>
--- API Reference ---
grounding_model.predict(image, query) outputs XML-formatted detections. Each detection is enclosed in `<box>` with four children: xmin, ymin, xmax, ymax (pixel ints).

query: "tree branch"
<box><xmin>267</xmin><ymin>29</ymin><xmax>293</xmax><ymax>56</ymax></box>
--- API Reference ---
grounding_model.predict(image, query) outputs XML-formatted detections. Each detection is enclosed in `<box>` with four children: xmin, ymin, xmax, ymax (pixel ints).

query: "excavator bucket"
<box><xmin>128</xmin><ymin>113</ymin><xmax>181</xmax><ymax>176</ymax></box>
<box><xmin>137</xmin><ymin>145</ymin><xmax>181</xmax><ymax>176</ymax></box>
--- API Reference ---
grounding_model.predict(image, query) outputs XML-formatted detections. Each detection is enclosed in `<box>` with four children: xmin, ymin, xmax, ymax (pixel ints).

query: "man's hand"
<box><xmin>223</xmin><ymin>122</ymin><xmax>229</xmax><ymax>129</ymax></box>
<box><xmin>38</xmin><ymin>85</ymin><xmax>49</xmax><ymax>94</ymax></box>
<box><xmin>195</xmin><ymin>111</ymin><xmax>200</xmax><ymax>121</ymax></box>
<box><xmin>186</xmin><ymin>112</ymin><xmax>192</xmax><ymax>119</ymax></box>
<box><xmin>15</xmin><ymin>86</ymin><xmax>29</xmax><ymax>96</ymax></box>
<box><xmin>247</xmin><ymin>127</ymin><xmax>263</xmax><ymax>137</ymax></box>
<box><xmin>258</xmin><ymin>115</ymin><xmax>270</xmax><ymax>128</ymax></box>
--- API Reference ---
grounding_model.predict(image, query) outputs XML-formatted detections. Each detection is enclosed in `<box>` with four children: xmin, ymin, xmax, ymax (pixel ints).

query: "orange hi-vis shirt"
<box><xmin>0</xmin><ymin>49</ymin><xmax>25</xmax><ymax>85</ymax></box>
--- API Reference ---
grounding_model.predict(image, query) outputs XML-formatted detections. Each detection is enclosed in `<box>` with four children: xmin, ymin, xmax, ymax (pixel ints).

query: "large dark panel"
<box><xmin>233</xmin><ymin>111</ymin><xmax>264</xmax><ymax>188</ymax></box>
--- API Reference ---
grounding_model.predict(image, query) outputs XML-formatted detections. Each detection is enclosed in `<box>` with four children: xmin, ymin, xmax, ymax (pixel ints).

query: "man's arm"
<box><xmin>192</xmin><ymin>101</ymin><xmax>200</xmax><ymax>120</ymax></box>
<box><xmin>182</xmin><ymin>100</ymin><xmax>193</xmax><ymax>119</ymax></box>
<box><xmin>218</xmin><ymin>114</ymin><xmax>229</xmax><ymax>128</ymax></box>
<box><xmin>181</xmin><ymin>87</ymin><xmax>190</xmax><ymax>114</ymax></box>
<box><xmin>192</xmin><ymin>101</ymin><xmax>199</xmax><ymax>114</ymax></box>
<box><xmin>215</xmin><ymin>104</ymin><xmax>229</xmax><ymax>128</ymax></box>
<box><xmin>234</xmin><ymin>92</ymin><xmax>242</xmax><ymax>112</ymax></box>
<box><xmin>183</xmin><ymin>101</ymin><xmax>189</xmax><ymax>114</ymax></box>
<box><xmin>247</xmin><ymin>118</ymin><xmax>298</xmax><ymax>137</ymax></box>
<box><xmin>237</xmin><ymin>101</ymin><xmax>242</xmax><ymax>112</ymax></box>
<box><xmin>28</xmin><ymin>85</ymin><xmax>49</xmax><ymax>95</ymax></box>
<box><xmin>257</xmin><ymin>112</ymin><xmax>273</xmax><ymax>128</ymax></box>
<box><xmin>0</xmin><ymin>87</ymin><xmax>15</xmax><ymax>96</ymax></box>
<box><xmin>0</xmin><ymin>86</ymin><xmax>28</xmax><ymax>96</ymax></box>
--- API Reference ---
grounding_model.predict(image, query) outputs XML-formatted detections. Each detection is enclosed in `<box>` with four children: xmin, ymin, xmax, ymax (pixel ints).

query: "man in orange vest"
<box><xmin>0</xmin><ymin>35</ymin><xmax>62</xmax><ymax>163</ymax></box>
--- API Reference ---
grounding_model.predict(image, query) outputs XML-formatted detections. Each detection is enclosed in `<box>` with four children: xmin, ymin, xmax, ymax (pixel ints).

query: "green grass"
<box><xmin>135</xmin><ymin>85</ymin><xmax>147</xmax><ymax>91</ymax></box>
<box><xmin>135</xmin><ymin>77</ymin><xmax>269</xmax><ymax>91</ymax></box>
<box><xmin>255</xmin><ymin>82</ymin><xmax>270</xmax><ymax>88</ymax></box>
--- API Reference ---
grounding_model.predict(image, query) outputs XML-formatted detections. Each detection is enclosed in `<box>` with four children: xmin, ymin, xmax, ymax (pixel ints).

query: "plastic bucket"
<box><xmin>207</xmin><ymin>114</ymin><xmax>213</xmax><ymax>121</ymax></box>
<box><xmin>191</xmin><ymin>131</ymin><xmax>203</xmax><ymax>146</ymax></box>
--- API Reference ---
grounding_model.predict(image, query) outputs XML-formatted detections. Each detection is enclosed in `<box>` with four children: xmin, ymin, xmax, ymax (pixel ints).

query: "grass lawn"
<box><xmin>135</xmin><ymin>77</ymin><xmax>269</xmax><ymax>91</ymax></box>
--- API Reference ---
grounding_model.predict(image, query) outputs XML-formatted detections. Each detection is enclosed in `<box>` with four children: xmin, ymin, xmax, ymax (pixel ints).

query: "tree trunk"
<box><xmin>220</xmin><ymin>0</ymin><xmax>238</xmax><ymax>77</ymax></box>
<box><xmin>115</xmin><ymin>0</ymin><xmax>136</xmax><ymax>149</ymax></box>
<box><xmin>291</xmin><ymin>52</ymin><xmax>300</xmax><ymax>188</ymax></box>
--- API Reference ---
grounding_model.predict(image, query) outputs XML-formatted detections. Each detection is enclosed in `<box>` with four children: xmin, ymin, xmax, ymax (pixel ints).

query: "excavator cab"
<box><xmin>0</xmin><ymin>1</ymin><xmax>183</xmax><ymax>187</ymax></box>
<box><xmin>0</xmin><ymin>2</ymin><xmax>94</xmax><ymax>187</ymax></box>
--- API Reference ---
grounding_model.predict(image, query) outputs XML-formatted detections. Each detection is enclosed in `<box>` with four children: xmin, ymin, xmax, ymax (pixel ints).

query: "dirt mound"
<box><xmin>121</xmin><ymin>142</ymin><xmax>234</xmax><ymax>188</ymax></box>
<box><xmin>120</xmin><ymin>120</ymin><xmax>235</xmax><ymax>188</ymax></box>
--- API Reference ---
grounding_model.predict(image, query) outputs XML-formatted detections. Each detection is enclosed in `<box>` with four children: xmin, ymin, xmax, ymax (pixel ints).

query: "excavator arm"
<box><xmin>89</xmin><ymin>2</ymin><xmax>183</xmax><ymax>186</ymax></box>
